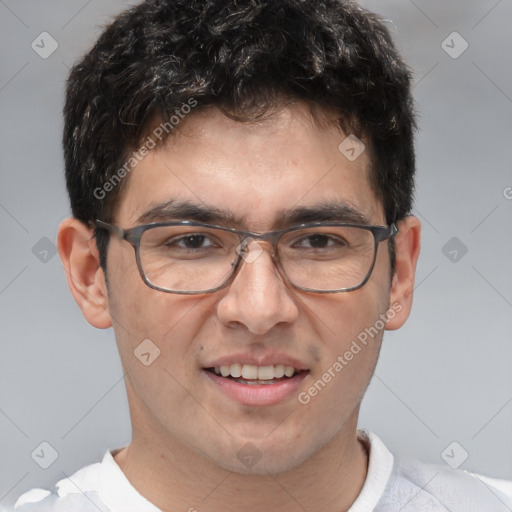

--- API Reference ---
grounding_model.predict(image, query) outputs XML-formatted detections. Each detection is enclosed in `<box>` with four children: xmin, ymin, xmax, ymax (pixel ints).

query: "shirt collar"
<box><xmin>348</xmin><ymin>429</ymin><xmax>395</xmax><ymax>512</ymax></box>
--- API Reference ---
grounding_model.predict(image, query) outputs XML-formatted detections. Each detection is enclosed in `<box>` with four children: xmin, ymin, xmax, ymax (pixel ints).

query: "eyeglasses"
<box><xmin>94</xmin><ymin>219</ymin><xmax>398</xmax><ymax>294</ymax></box>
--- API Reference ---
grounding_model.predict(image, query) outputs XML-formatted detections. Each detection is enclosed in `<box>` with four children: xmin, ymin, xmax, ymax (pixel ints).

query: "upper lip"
<box><xmin>203</xmin><ymin>353</ymin><xmax>309</xmax><ymax>371</ymax></box>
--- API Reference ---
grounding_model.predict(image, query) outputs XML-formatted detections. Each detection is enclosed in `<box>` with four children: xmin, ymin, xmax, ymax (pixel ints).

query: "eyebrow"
<box><xmin>135</xmin><ymin>199</ymin><xmax>371</xmax><ymax>229</ymax></box>
<box><xmin>136</xmin><ymin>200</ymin><xmax>240</xmax><ymax>225</ymax></box>
<box><xmin>275</xmin><ymin>202</ymin><xmax>370</xmax><ymax>228</ymax></box>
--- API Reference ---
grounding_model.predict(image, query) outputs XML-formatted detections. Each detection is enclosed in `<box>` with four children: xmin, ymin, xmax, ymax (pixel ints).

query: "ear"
<box><xmin>386</xmin><ymin>215</ymin><xmax>421</xmax><ymax>330</ymax></box>
<box><xmin>57</xmin><ymin>218</ymin><xmax>112</xmax><ymax>329</ymax></box>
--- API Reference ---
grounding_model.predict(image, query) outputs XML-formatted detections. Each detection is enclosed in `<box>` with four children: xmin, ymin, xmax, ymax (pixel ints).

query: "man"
<box><xmin>13</xmin><ymin>0</ymin><xmax>511</xmax><ymax>510</ymax></box>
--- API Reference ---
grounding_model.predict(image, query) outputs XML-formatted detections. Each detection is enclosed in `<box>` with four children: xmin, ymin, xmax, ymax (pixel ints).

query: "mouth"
<box><xmin>203</xmin><ymin>363</ymin><xmax>310</xmax><ymax>405</ymax></box>
<box><xmin>206</xmin><ymin>363</ymin><xmax>307</xmax><ymax>384</ymax></box>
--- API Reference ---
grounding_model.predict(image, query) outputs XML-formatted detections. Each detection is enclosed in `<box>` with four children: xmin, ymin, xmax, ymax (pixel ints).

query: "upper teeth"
<box><xmin>213</xmin><ymin>364</ymin><xmax>296</xmax><ymax>380</ymax></box>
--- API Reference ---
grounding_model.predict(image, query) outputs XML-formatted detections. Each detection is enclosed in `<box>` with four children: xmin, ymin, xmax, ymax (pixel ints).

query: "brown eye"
<box><xmin>293</xmin><ymin>234</ymin><xmax>346</xmax><ymax>250</ymax></box>
<box><xmin>169</xmin><ymin>234</ymin><xmax>214</xmax><ymax>249</ymax></box>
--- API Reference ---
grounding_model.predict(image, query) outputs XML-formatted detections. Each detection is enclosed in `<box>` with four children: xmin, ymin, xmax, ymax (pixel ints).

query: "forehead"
<box><xmin>116</xmin><ymin>104</ymin><xmax>383</xmax><ymax>228</ymax></box>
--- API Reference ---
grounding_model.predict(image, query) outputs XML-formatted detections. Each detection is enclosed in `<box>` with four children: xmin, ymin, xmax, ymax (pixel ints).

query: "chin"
<box><xmin>203</xmin><ymin>435</ymin><xmax>322</xmax><ymax>476</ymax></box>
<box><xmin>218</xmin><ymin>452</ymin><xmax>309</xmax><ymax>476</ymax></box>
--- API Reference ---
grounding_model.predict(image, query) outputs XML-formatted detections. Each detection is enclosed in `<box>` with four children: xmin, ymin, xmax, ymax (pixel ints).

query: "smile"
<box><xmin>204</xmin><ymin>364</ymin><xmax>309</xmax><ymax>405</ymax></box>
<box><xmin>210</xmin><ymin>363</ymin><xmax>299</xmax><ymax>380</ymax></box>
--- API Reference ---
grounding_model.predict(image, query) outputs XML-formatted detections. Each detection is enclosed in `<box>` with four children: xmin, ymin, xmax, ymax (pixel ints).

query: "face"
<box><xmin>96</xmin><ymin>104</ymin><xmax>405</xmax><ymax>474</ymax></box>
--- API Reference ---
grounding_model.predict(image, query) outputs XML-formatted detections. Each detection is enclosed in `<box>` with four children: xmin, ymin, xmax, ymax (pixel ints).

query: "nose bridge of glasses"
<box><xmin>235</xmin><ymin>235</ymin><xmax>275</xmax><ymax>262</ymax></box>
<box><xmin>230</xmin><ymin>235</ymin><xmax>287</xmax><ymax>294</ymax></box>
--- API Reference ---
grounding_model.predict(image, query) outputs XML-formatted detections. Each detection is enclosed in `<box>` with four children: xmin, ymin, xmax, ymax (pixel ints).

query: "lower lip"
<box><xmin>204</xmin><ymin>370</ymin><xmax>309</xmax><ymax>406</ymax></box>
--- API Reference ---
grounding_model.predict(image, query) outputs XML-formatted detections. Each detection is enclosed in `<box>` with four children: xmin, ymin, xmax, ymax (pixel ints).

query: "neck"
<box><xmin>115</xmin><ymin>415</ymin><xmax>368</xmax><ymax>512</ymax></box>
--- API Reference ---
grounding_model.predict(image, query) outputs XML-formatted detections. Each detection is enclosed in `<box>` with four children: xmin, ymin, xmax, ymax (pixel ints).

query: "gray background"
<box><xmin>1</xmin><ymin>0</ymin><xmax>511</xmax><ymax>507</ymax></box>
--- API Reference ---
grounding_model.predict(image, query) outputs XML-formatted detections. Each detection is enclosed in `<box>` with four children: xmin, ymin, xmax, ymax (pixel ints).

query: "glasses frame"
<box><xmin>94</xmin><ymin>219</ymin><xmax>398</xmax><ymax>295</ymax></box>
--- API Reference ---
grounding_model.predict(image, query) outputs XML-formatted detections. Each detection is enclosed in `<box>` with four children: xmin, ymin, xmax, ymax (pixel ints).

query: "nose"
<box><xmin>216</xmin><ymin>240</ymin><xmax>299</xmax><ymax>335</ymax></box>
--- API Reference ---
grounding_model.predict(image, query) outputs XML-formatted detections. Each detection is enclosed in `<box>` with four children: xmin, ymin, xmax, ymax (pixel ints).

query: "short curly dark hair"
<box><xmin>63</xmin><ymin>0</ymin><xmax>416</xmax><ymax>270</ymax></box>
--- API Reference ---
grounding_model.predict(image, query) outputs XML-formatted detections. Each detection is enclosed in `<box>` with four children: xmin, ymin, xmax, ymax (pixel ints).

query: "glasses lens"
<box><xmin>138</xmin><ymin>224</ymin><xmax>378</xmax><ymax>293</ymax></box>
<box><xmin>279</xmin><ymin>226</ymin><xmax>376</xmax><ymax>291</ymax></box>
<box><xmin>139</xmin><ymin>225</ymin><xmax>238</xmax><ymax>292</ymax></box>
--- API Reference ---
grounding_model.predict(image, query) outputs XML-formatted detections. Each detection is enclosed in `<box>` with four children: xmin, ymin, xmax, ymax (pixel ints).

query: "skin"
<box><xmin>58</xmin><ymin>103</ymin><xmax>421</xmax><ymax>512</ymax></box>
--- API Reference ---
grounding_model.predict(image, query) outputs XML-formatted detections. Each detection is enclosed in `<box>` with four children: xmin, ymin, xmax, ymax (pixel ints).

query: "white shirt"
<box><xmin>13</xmin><ymin>430</ymin><xmax>512</xmax><ymax>511</ymax></box>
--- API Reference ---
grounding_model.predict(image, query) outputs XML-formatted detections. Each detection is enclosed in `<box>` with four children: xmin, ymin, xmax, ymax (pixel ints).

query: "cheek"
<box><xmin>300</xmin><ymin>282</ymin><xmax>388</xmax><ymax>349</ymax></box>
<box><xmin>107</xmin><ymin>255</ymin><xmax>217</xmax><ymax>382</ymax></box>
<box><xmin>106</xmin><ymin>241</ymin><xmax>220</xmax><ymax>394</ymax></box>
<box><xmin>109</xmin><ymin>289</ymin><xmax>214</xmax><ymax>426</ymax></box>
<box><xmin>298</xmin><ymin>285</ymin><xmax>389</xmax><ymax>405</ymax></box>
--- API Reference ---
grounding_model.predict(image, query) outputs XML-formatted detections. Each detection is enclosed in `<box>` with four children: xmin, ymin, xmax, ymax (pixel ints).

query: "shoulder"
<box><xmin>14</xmin><ymin>461</ymin><xmax>108</xmax><ymax>512</ymax></box>
<box><xmin>380</xmin><ymin>454</ymin><xmax>512</xmax><ymax>512</ymax></box>
<box><xmin>14</xmin><ymin>447</ymin><xmax>161</xmax><ymax>512</ymax></box>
